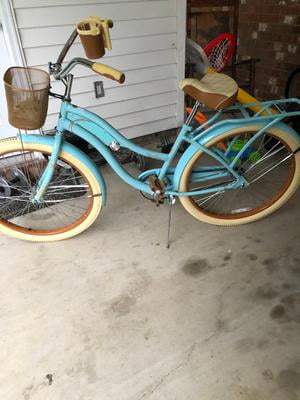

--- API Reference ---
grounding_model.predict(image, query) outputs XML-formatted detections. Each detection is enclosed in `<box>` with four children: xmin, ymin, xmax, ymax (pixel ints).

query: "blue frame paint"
<box><xmin>20</xmin><ymin>133</ymin><xmax>108</xmax><ymax>205</ymax></box>
<box><xmin>22</xmin><ymin>97</ymin><xmax>300</xmax><ymax>203</ymax></box>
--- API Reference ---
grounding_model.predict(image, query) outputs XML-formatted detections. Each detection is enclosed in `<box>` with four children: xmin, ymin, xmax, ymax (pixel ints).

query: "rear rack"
<box><xmin>229</xmin><ymin>97</ymin><xmax>300</xmax><ymax>118</ymax></box>
<box><xmin>191</xmin><ymin>98</ymin><xmax>300</xmax><ymax>141</ymax></box>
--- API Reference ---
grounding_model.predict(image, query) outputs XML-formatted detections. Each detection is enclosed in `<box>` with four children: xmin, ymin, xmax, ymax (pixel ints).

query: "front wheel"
<box><xmin>0</xmin><ymin>137</ymin><xmax>102</xmax><ymax>241</ymax></box>
<box><xmin>178</xmin><ymin>126</ymin><xmax>300</xmax><ymax>225</ymax></box>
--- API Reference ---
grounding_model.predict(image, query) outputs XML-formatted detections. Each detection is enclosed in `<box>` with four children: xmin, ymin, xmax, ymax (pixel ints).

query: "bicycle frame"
<box><xmin>26</xmin><ymin>101</ymin><xmax>242</xmax><ymax>203</ymax></box>
<box><xmin>22</xmin><ymin>97</ymin><xmax>300</xmax><ymax>204</ymax></box>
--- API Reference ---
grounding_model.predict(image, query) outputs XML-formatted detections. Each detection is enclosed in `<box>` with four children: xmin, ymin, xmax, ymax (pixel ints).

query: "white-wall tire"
<box><xmin>179</xmin><ymin>126</ymin><xmax>300</xmax><ymax>226</ymax></box>
<box><xmin>0</xmin><ymin>137</ymin><xmax>102</xmax><ymax>241</ymax></box>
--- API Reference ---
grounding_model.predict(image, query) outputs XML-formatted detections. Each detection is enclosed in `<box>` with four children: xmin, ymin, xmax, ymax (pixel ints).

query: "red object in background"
<box><xmin>204</xmin><ymin>33</ymin><xmax>235</xmax><ymax>72</ymax></box>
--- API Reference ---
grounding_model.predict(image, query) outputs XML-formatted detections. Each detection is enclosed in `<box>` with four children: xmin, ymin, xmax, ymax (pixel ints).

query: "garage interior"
<box><xmin>0</xmin><ymin>1</ymin><xmax>300</xmax><ymax>400</ymax></box>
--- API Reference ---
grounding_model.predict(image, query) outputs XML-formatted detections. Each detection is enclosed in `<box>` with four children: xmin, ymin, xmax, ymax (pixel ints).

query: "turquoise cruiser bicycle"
<box><xmin>0</xmin><ymin>17</ymin><xmax>299</xmax><ymax>242</ymax></box>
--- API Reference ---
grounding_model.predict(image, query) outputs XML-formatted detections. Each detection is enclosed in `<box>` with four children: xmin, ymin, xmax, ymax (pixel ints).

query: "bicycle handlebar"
<box><xmin>56</xmin><ymin>29</ymin><xmax>78</xmax><ymax>66</ymax></box>
<box><xmin>53</xmin><ymin>57</ymin><xmax>125</xmax><ymax>84</ymax></box>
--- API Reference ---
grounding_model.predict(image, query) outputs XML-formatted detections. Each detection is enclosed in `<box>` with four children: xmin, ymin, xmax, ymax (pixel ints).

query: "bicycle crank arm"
<box><xmin>148</xmin><ymin>175</ymin><xmax>165</xmax><ymax>205</ymax></box>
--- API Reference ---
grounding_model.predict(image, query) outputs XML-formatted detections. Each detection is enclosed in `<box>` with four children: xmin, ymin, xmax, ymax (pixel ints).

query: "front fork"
<box><xmin>32</xmin><ymin>131</ymin><xmax>64</xmax><ymax>203</ymax></box>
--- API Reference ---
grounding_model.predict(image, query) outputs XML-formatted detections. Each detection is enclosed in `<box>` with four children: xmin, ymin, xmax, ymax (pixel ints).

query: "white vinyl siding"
<box><xmin>11</xmin><ymin>0</ymin><xmax>186</xmax><ymax>138</ymax></box>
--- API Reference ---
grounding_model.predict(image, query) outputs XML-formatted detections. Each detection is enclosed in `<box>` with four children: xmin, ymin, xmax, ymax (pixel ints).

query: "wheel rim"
<box><xmin>184</xmin><ymin>131</ymin><xmax>296</xmax><ymax>219</ymax></box>
<box><xmin>0</xmin><ymin>147</ymin><xmax>95</xmax><ymax>235</ymax></box>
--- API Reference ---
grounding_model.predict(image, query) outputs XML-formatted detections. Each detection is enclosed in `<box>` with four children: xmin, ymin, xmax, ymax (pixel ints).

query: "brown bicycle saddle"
<box><xmin>179</xmin><ymin>73</ymin><xmax>238</xmax><ymax>110</ymax></box>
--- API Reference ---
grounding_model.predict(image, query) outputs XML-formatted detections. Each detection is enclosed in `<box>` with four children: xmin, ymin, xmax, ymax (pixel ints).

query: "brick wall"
<box><xmin>237</xmin><ymin>0</ymin><xmax>300</xmax><ymax>99</ymax></box>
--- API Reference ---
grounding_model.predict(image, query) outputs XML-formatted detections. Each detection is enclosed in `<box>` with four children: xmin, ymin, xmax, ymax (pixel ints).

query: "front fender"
<box><xmin>173</xmin><ymin>121</ymin><xmax>300</xmax><ymax>192</ymax></box>
<box><xmin>19</xmin><ymin>134</ymin><xmax>107</xmax><ymax>205</ymax></box>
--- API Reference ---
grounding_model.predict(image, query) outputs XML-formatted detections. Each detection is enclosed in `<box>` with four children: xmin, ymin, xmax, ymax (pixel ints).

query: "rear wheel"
<box><xmin>179</xmin><ymin>126</ymin><xmax>300</xmax><ymax>225</ymax></box>
<box><xmin>0</xmin><ymin>137</ymin><xmax>102</xmax><ymax>241</ymax></box>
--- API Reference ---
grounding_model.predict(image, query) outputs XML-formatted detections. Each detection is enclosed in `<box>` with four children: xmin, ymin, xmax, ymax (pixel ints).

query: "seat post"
<box><xmin>186</xmin><ymin>101</ymin><xmax>200</xmax><ymax>125</ymax></box>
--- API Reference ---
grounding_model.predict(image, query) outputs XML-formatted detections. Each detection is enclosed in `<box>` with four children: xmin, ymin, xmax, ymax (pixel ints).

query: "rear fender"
<box><xmin>173</xmin><ymin>121</ymin><xmax>300</xmax><ymax>192</ymax></box>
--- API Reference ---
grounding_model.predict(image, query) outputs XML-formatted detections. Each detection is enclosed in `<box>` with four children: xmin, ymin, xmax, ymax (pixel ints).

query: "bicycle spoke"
<box><xmin>0</xmin><ymin>145</ymin><xmax>94</xmax><ymax>232</ymax></box>
<box><xmin>243</xmin><ymin>143</ymin><xmax>285</xmax><ymax>174</ymax></box>
<box><xmin>184</xmin><ymin>129</ymin><xmax>296</xmax><ymax>219</ymax></box>
<box><xmin>249</xmin><ymin>153</ymin><xmax>293</xmax><ymax>184</ymax></box>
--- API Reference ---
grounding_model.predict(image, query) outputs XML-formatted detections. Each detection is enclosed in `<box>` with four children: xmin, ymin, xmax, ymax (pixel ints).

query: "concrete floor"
<box><xmin>0</xmin><ymin>163</ymin><xmax>300</xmax><ymax>400</ymax></box>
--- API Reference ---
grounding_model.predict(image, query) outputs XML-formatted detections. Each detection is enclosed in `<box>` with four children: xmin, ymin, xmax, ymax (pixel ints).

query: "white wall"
<box><xmin>11</xmin><ymin>0</ymin><xmax>186</xmax><ymax>138</ymax></box>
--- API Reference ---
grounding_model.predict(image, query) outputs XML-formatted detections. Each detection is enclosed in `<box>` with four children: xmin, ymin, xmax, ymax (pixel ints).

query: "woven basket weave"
<box><xmin>4</xmin><ymin>67</ymin><xmax>50</xmax><ymax>130</ymax></box>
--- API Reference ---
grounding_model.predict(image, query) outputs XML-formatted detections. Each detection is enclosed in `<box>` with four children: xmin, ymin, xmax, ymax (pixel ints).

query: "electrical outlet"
<box><xmin>94</xmin><ymin>81</ymin><xmax>105</xmax><ymax>98</ymax></box>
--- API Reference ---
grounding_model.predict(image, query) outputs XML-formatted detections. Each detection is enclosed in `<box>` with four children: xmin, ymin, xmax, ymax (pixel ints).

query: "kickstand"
<box><xmin>166</xmin><ymin>196</ymin><xmax>175</xmax><ymax>249</ymax></box>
